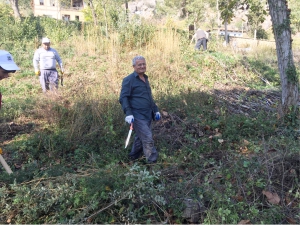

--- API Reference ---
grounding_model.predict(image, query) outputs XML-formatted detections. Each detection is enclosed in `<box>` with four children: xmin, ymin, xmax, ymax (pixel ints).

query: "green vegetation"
<box><xmin>0</xmin><ymin>14</ymin><xmax>299</xmax><ymax>224</ymax></box>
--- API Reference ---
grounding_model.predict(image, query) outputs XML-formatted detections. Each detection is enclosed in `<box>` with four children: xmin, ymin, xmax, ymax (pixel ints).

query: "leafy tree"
<box><xmin>82</xmin><ymin>0</ymin><xmax>124</xmax><ymax>32</ymax></box>
<box><xmin>247</xmin><ymin>0</ymin><xmax>267</xmax><ymax>39</ymax></box>
<box><xmin>185</xmin><ymin>0</ymin><xmax>206</xmax><ymax>27</ymax></box>
<box><xmin>255</xmin><ymin>25</ymin><xmax>268</xmax><ymax>39</ymax></box>
<box><xmin>86</xmin><ymin>0</ymin><xmax>99</xmax><ymax>25</ymax></box>
<box><xmin>219</xmin><ymin>0</ymin><xmax>239</xmax><ymax>44</ymax></box>
<box><xmin>157</xmin><ymin>0</ymin><xmax>185</xmax><ymax>17</ymax></box>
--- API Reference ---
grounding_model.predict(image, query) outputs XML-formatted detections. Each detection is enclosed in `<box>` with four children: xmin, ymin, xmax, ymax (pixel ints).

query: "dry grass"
<box><xmin>56</xmin><ymin>27</ymin><xmax>185</xmax><ymax>98</ymax></box>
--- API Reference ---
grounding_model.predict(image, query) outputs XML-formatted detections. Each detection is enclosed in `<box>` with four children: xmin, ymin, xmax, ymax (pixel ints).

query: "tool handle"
<box><xmin>0</xmin><ymin>155</ymin><xmax>13</xmax><ymax>174</ymax></box>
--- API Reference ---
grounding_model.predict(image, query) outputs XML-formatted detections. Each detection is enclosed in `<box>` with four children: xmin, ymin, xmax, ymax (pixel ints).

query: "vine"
<box><xmin>286</xmin><ymin>63</ymin><xmax>298</xmax><ymax>84</ymax></box>
<box><xmin>274</xmin><ymin>18</ymin><xmax>291</xmax><ymax>36</ymax></box>
<box><xmin>285</xmin><ymin>51</ymin><xmax>298</xmax><ymax>84</ymax></box>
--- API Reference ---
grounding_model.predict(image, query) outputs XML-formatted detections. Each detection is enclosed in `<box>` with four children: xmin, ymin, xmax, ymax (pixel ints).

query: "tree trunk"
<box><xmin>9</xmin><ymin>0</ymin><xmax>21</xmax><ymax>20</ymax></box>
<box><xmin>267</xmin><ymin>0</ymin><xmax>299</xmax><ymax>114</ymax></box>
<box><xmin>89</xmin><ymin>0</ymin><xmax>98</xmax><ymax>26</ymax></box>
<box><xmin>217</xmin><ymin>0</ymin><xmax>220</xmax><ymax>40</ymax></box>
<box><xmin>225</xmin><ymin>18</ymin><xmax>229</xmax><ymax>45</ymax></box>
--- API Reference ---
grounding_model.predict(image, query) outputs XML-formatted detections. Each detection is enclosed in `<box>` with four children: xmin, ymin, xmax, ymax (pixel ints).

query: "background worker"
<box><xmin>33</xmin><ymin>37</ymin><xmax>64</xmax><ymax>93</ymax></box>
<box><xmin>192</xmin><ymin>28</ymin><xmax>208</xmax><ymax>51</ymax></box>
<box><xmin>119</xmin><ymin>55</ymin><xmax>161</xmax><ymax>164</ymax></box>
<box><xmin>0</xmin><ymin>50</ymin><xmax>20</xmax><ymax>109</ymax></box>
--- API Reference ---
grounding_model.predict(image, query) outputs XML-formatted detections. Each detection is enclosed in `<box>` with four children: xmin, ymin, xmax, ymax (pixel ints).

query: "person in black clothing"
<box><xmin>119</xmin><ymin>56</ymin><xmax>161</xmax><ymax>163</ymax></box>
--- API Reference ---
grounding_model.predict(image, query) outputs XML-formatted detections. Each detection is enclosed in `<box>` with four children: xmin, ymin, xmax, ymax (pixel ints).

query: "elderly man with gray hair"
<box><xmin>33</xmin><ymin>37</ymin><xmax>64</xmax><ymax>93</ymax></box>
<box><xmin>119</xmin><ymin>56</ymin><xmax>161</xmax><ymax>164</ymax></box>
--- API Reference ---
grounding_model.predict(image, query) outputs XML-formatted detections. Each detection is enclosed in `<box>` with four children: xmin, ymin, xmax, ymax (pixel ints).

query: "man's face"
<box><xmin>133</xmin><ymin>59</ymin><xmax>146</xmax><ymax>75</ymax></box>
<box><xmin>43</xmin><ymin>42</ymin><xmax>50</xmax><ymax>50</ymax></box>
<box><xmin>0</xmin><ymin>67</ymin><xmax>11</xmax><ymax>80</ymax></box>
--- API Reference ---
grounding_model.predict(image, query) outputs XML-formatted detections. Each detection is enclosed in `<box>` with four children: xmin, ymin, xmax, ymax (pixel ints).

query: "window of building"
<box><xmin>73</xmin><ymin>0</ymin><xmax>83</xmax><ymax>7</ymax></box>
<box><xmin>75</xmin><ymin>16</ymin><xmax>79</xmax><ymax>21</ymax></box>
<box><xmin>39</xmin><ymin>0</ymin><xmax>44</xmax><ymax>5</ymax></box>
<box><xmin>62</xmin><ymin>15</ymin><xmax>70</xmax><ymax>21</ymax></box>
<box><xmin>50</xmin><ymin>0</ymin><xmax>55</xmax><ymax>6</ymax></box>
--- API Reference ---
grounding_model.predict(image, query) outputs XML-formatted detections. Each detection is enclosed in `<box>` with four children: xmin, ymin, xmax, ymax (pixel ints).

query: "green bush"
<box><xmin>0</xmin><ymin>15</ymin><xmax>81</xmax><ymax>45</ymax></box>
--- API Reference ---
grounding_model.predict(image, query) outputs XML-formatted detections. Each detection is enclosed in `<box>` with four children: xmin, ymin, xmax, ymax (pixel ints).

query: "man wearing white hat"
<box><xmin>33</xmin><ymin>37</ymin><xmax>64</xmax><ymax>92</ymax></box>
<box><xmin>0</xmin><ymin>50</ymin><xmax>20</xmax><ymax>109</ymax></box>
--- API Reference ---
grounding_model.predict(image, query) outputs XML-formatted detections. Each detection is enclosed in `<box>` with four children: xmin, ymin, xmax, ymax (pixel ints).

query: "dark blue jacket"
<box><xmin>119</xmin><ymin>71</ymin><xmax>159</xmax><ymax>121</ymax></box>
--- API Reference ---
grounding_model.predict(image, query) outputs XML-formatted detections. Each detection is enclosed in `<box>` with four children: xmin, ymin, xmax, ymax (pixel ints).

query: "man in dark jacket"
<box><xmin>119</xmin><ymin>55</ymin><xmax>160</xmax><ymax>163</ymax></box>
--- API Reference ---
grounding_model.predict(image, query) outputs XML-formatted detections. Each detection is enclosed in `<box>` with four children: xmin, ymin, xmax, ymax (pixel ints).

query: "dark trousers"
<box><xmin>129</xmin><ymin>118</ymin><xmax>158</xmax><ymax>163</ymax></box>
<box><xmin>40</xmin><ymin>69</ymin><xmax>59</xmax><ymax>92</ymax></box>
<box><xmin>195</xmin><ymin>38</ymin><xmax>207</xmax><ymax>50</ymax></box>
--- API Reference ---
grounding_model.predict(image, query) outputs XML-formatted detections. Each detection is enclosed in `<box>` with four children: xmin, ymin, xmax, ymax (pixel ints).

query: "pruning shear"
<box><xmin>125</xmin><ymin>123</ymin><xmax>133</xmax><ymax>148</ymax></box>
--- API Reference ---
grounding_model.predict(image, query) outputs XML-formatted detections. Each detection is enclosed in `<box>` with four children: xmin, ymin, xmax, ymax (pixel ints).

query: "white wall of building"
<box><xmin>33</xmin><ymin>0</ymin><xmax>84</xmax><ymax>21</ymax></box>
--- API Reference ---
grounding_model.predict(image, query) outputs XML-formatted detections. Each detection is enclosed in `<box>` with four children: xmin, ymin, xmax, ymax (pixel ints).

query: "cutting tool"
<box><xmin>125</xmin><ymin>123</ymin><xmax>133</xmax><ymax>148</ymax></box>
<box><xmin>0</xmin><ymin>148</ymin><xmax>13</xmax><ymax>174</ymax></box>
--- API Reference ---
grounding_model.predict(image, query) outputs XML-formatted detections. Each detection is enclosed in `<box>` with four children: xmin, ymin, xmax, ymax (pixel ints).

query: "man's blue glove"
<box><xmin>125</xmin><ymin>115</ymin><xmax>134</xmax><ymax>124</ymax></box>
<box><xmin>155</xmin><ymin>112</ymin><xmax>161</xmax><ymax>120</ymax></box>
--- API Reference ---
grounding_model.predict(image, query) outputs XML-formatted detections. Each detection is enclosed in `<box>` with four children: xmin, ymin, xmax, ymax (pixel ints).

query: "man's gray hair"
<box><xmin>132</xmin><ymin>55</ymin><xmax>145</xmax><ymax>66</ymax></box>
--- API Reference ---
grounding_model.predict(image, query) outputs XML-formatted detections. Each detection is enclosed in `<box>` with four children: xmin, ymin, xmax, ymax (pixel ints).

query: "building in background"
<box><xmin>219</xmin><ymin>29</ymin><xmax>243</xmax><ymax>38</ymax></box>
<box><xmin>33</xmin><ymin>0</ymin><xmax>85</xmax><ymax>21</ymax></box>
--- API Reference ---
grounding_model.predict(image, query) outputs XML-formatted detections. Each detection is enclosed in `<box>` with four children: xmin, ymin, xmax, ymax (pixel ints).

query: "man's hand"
<box><xmin>125</xmin><ymin>115</ymin><xmax>134</xmax><ymax>124</ymax></box>
<box><xmin>35</xmin><ymin>70</ymin><xmax>40</xmax><ymax>76</ymax></box>
<box><xmin>155</xmin><ymin>112</ymin><xmax>161</xmax><ymax>120</ymax></box>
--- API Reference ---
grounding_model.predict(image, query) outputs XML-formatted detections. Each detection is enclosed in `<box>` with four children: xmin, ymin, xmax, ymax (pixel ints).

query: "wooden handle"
<box><xmin>0</xmin><ymin>155</ymin><xmax>13</xmax><ymax>174</ymax></box>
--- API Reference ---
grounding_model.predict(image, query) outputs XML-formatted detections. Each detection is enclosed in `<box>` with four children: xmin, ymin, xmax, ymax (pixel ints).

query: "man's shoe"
<box><xmin>147</xmin><ymin>160</ymin><xmax>157</xmax><ymax>164</ymax></box>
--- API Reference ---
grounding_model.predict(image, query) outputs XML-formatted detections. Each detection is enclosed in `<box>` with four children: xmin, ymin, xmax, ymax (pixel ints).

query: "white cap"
<box><xmin>42</xmin><ymin>37</ymin><xmax>50</xmax><ymax>43</ymax></box>
<box><xmin>0</xmin><ymin>50</ymin><xmax>20</xmax><ymax>71</ymax></box>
